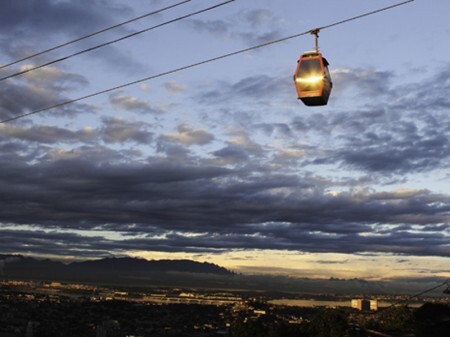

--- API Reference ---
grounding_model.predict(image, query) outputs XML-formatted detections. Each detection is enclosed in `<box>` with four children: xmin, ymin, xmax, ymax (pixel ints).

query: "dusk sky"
<box><xmin>0</xmin><ymin>0</ymin><xmax>449</xmax><ymax>281</ymax></box>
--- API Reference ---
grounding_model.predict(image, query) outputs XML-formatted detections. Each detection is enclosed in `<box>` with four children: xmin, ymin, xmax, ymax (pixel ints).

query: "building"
<box><xmin>351</xmin><ymin>299</ymin><xmax>370</xmax><ymax>311</ymax></box>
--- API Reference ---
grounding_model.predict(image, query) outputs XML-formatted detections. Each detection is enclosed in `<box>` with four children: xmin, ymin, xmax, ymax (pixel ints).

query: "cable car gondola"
<box><xmin>294</xmin><ymin>30</ymin><xmax>332</xmax><ymax>106</ymax></box>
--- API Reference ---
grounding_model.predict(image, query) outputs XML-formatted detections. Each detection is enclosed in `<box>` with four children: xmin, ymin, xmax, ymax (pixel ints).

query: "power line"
<box><xmin>388</xmin><ymin>280</ymin><xmax>449</xmax><ymax>307</ymax></box>
<box><xmin>361</xmin><ymin>279</ymin><xmax>449</xmax><ymax>317</ymax></box>
<box><xmin>317</xmin><ymin>0</ymin><xmax>414</xmax><ymax>31</ymax></box>
<box><xmin>0</xmin><ymin>0</ymin><xmax>192</xmax><ymax>72</ymax></box>
<box><xmin>0</xmin><ymin>0</ymin><xmax>414</xmax><ymax>124</ymax></box>
<box><xmin>0</xmin><ymin>0</ymin><xmax>235</xmax><ymax>83</ymax></box>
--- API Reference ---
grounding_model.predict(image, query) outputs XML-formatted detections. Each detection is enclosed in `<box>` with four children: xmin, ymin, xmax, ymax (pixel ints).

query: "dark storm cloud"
<box><xmin>332</xmin><ymin>113</ymin><xmax>450</xmax><ymax>174</ymax></box>
<box><xmin>335</xmin><ymin>134</ymin><xmax>450</xmax><ymax>173</ymax></box>
<box><xmin>0</xmin><ymin>228</ymin><xmax>117</xmax><ymax>259</ymax></box>
<box><xmin>0</xmin><ymin>144</ymin><xmax>449</xmax><ymax>258</ymax></box>
<box><xmin>100</xmin><ymin>117</ymin><xmax>154</xmax><ymax>144</ymax></box>
<box><xmin>0</xmin><ymin>0</ymin><xmax>128</xmax><ymax>35</ymax></box>
<box><xmin>213</xmin><ymin>146</ymin><xmax>250</xmax><ymax>163</ymax></box>
<box><xmin>316</xmin><ymin>260</ymin><xmax>349</xmax><ymax>265</ymax></box>
<box><xmin>0</xmin><ymin>197</ymin><xmax>448</xmax><ymax>257</ymax></box>
<box><xmin>0</xmin><ymin>66</ymin><xmax>92</xmax><ymax>120</ymax></box>
<box><xmin>0</xmin><ymin>117</ymin><xmax>153</xmax><ymax>145</ymax></box>
<box><xmin>155</xmin><ymin>141</ymin><xmax>192</xmax><ymax>162</ymax></box>
<box><xmin>212</xmin><ymin>132</ymin><xmax>265</xmax><ymax>165</ymax></box>
<box><xmin>0</xmin><ymin>228</ymin><xmax>222</xmax><ymax>258</ymax></box>
<box><xmin>0</xmin><ymin>0</ymin><xmax>146</xmax><ymax>76</ymax></box>
<box><xmin>0</xmin><ymin>124</ymin><xmax>95</xmax><ymax>144</ymax></box>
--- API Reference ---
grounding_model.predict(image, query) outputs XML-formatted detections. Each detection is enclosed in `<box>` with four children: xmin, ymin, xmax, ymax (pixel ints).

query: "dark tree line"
<box><xmin>230</xmin><ymin>308</ymin><xmax>352</xmax><ymax>337</ymax></box>
<box><xmin>230</xmin><ymin>303</ymin><xmax>450</xmax><ymax>337</ymax></box>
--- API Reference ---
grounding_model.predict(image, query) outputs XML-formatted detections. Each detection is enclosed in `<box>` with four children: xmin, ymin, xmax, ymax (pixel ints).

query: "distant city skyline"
<box><xmin>0</xmin><ymin>0</ymin><xmax>449</xmax><ymax>281</ymax></box>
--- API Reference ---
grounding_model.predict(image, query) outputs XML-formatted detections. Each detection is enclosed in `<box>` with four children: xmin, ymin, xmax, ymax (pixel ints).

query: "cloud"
<box><xmin>0</xmin><ymin>124</ymin><xmax>95</xmax><ymax>144</ymax></box>
<box><xmin>0</xmin><ymin>0</ymin><xmax>449</xmax><ymax>266</ymax></box>
<box><xmin>165</xmin><ymin>81</ymin><xmax>188</xmax><ymax>95</ymax></box>
<box><xmin>0</xmin><ymin>137</ymin><xmax>449</xmax><ymax>258</ymax></box>
<box><xmin>213</xmin><ymin>146</ymin><xmax>250</xmax><ymax>164</ymax></box>
<box><xmin>0</xmin><ymin>228</ymin><xmax>117</xmax><ymax>259</ymax></box>
<box><xmin>0</xmin><ymin>0</ymin><xmax>129</xmax><ymax>38</ymax></box>
<box><xmin>256</xmin><ymin>123</ymin><xmax>294</xmax><ymax>138</ymax></box>
<box><xmin>272</xmin><ymin>147</ymin><xmax>307</xmax><ymax>163</ymax></box>
<box><xmin>2</xmin><ymin>64</ymin><xmax>449</xmax><ymax>260</ymax></box>
<box><xmin>0</xmin><ymin>117</ymin><xmax>153</xmax><ymax>145</ymax></box>
<box><xmin>99</xmin><ymin>117</ymin><xmax>154</xmax><ymax>144</ymax></box>
<box><xmin>19</xmin><ymin>65</ymin><xmax>88</xmax><ymax>91</ymax></box>
<box><xmin>246</xmin><ymin>9</ymin><xmax>274</xmax><ymax>27</ymax></box>
<box><xmin>196</xmin><ymin>74</ymin><xmax>290</xmax><ymax>106</ymax></box>
<box><xmin>0</xmin><ymin>0</ymin><xmax>146</xmax><ymax>77</ymax></box>
<box><xmin>188</xmin><ymin>19</ymin><xmax>231</xmax><ymax>39</ymax></box>
<box><xmin>331</xmin><ymin>68</ymin><xmax>394</xmax><ymax>98</ymax></box>
<box><xmin>109</xmin><ymin>93</ymin><xmax>165</xmax><ymax>114</ymax></box>
<box><xmin>187</xmin><ymin>8</ymin><xmax>284</xmax><ymax>45</ymax></box>
<box><xmin>0</xmin><ymin>1</ymin><xmax>134</xmax><ymax>56</ymax></box>
<box><xmin>316</xmin><ymin>260</ymin><xmax>349</xmax><ymax>265</ymax></box>
<box><xmin>282</xmin><ymin>65</ymin><xmax>450</xmax><ymax>175</ymax></box>
<box><xmin>330</xmin><ymin>108</ymin><xmax>450</xmax><ymax>174</ymax></box>
<box><xmin>0</xmin><ymin>66</ymin><xmax>92</xmax><ymax>121</ymax></box>
<box><xmin>212</xmin><ymin>131</ymin><xmax>265</xmax><ymax>165</ymax></box>
<box><xmin>161</xmin><ymin>123</ymin><xmax>214</xmax><ymax>146</ymax></box>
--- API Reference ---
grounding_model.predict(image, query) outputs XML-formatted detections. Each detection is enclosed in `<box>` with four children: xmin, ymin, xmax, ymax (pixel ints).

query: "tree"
<box><xmin>308</xmin><ymin>308</ymin><xmax>349</xmax><ymax>337</ymax></box>
<box><xmin>377</xmin><ymin>304</ymin><xmax>413</xmax><ymax>334</ymax></box>
<box><xmin>230</xmin><ymin>319</ymin><xmax>270</xmax><ymax>337</ymax></box>
<box><xmin>414</xmin><ymin>302</ymin><xmax>450</xmax><ymax>337</ymax></box>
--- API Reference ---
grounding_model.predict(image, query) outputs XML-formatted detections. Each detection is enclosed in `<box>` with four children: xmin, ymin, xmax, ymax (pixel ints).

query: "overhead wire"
<box><xmin>0</xmin><ymin>0</ymin><xmax>192</xmax><ymax>72</ymax></box>
<box><xmin>0</xmin><ymin>0</ymin><xmax>414</xmax><ymax>124</ymax></box>
<box><xmin>362</xmin><ymin>279</ymin><xmax>450</xmax><ymax>317</ymax></box>
<box><xmin>387</xmin><ymin>280</ymin><xmax>450</xmax><ymax>308</ymax></box>
<box><xmin>316</xmin><ymin>0</ymin><xmax>414</xmax><ymax>31</ymax></box>
<box><xmin>0</xmin><ymin>0</ymin><xmax>235</xmax><ymax>83</ymax></box>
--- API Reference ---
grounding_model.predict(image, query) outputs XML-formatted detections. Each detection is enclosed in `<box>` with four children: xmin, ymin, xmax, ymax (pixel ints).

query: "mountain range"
<box><xmin>0</xmin><ymin>254</ymin><xmax>234</xmax><ymax>284</ymax></box>
<box><xmin>1</xmin><ymin>255</ymin><xmax>445</xmax><ymax>296</ymax></box>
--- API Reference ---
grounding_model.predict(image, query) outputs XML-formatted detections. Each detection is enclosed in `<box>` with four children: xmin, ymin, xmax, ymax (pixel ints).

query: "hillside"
<box><xmin>0</xmin><ymin>255</ymin><xmax>234</xmax><ymax>284</ymax></box>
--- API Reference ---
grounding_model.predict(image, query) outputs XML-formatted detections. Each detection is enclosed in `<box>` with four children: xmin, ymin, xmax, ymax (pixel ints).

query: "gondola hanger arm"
<box><xmin>309</xmin><ymin>29</ymin><xmax>320</xmax><ymax>52</ymax></box>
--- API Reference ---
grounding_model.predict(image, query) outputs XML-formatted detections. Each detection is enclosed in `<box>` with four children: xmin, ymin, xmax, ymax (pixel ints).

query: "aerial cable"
<box><xmin>0</xmin><ymin>0</ymin><xmax>192</xmax><ymax>72</ymax></box>
<box><xmin>0</xmin><ymin>0</ymin><xmax>413</xmax><ymax>124</ymax></box>
<box><xmin>361</xmin><ymin>279</ymin><xmax>450</xmax><ymax>317</ymax></box>
<box><xmin>0</xmin><ymin>0</ymin><xmax>235</xmax><ymax>83</ymax></box>
<box><xmin>292</xmin><ymin>0</ymin><xmax>413</xmax><ymax>107</ymax></box>
<box><xmin>388</xmin><ymin>280</ymin><xmax>450</xmax><ymax>307</ymax></box>
<box><xmin>315</xmin><ymin>0</ymin><xmax>414</xmax><ymax>32</ymax></box>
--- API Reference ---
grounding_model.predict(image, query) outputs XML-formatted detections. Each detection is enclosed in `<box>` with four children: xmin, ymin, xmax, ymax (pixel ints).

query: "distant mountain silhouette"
<box><xmin>0</xmin><ymin>255</ymin><xmax>234</xmax><ymax>284</ymax></box>
<box><xmin>0</xmin><ymin>255</ymin><xmax>443</xmax><ymax>295</ymax></box>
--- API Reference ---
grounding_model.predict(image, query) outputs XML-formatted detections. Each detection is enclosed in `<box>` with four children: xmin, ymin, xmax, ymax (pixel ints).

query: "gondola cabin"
<box><xmin>294</xmin><ymin>51</ymin><xmax>332</xmax><ymax>106</ymax></box>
